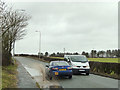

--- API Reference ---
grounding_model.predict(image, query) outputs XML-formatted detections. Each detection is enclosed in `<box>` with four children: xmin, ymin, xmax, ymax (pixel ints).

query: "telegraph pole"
<box><xmin>64</xmin><ymin>48</ymin><xmax>65</xmax><ymax>55</ymax></box>
<box><xmin>36</xmin><ymin>31</ymin><xmax>41</xmax><ymax>59</ymax></box>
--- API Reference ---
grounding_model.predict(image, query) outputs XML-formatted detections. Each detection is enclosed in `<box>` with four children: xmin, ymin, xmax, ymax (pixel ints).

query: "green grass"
<box><xmin>50</xmin><ymin>57</ymin><xmax>120</xmax><ymax>63</ymax></box>
<box><xmin>0</xmin><ymin>66</ymin><xmax>2</xmax><ymax>90</ymax></box>
<box><xmin>36</xmin><ymin>82</ymin><xmax>40</xmax><ymax>88</ymax></box>
<box><xmin>2</xmin><ymin>61</ymin><xmax>18</xmax><ymax>88</ymax></box>
<box><xmin>49</xmin><ymin>57</ymin><xmax>64</xmax><ymax>59</ymax></box>
<box><xmin>88</xmin><ymin>58</ymin><xmax>120</xmax><ymax>63</ymax></box>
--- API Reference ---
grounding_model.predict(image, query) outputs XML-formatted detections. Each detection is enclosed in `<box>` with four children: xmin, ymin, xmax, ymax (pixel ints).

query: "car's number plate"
<box><xmin>79</xmin><ymin>69</ymin><xmax>85</xmax><ymax>71</ymax></box>
<box><xmin>55</xmin><ymin>72</ymin><xmax>58</xmax><ymax>75</ymax></box>
<box><xmin>59</xmin><ymin>69</ymin><xmax>66</xmax><ymax>71</ymax></box>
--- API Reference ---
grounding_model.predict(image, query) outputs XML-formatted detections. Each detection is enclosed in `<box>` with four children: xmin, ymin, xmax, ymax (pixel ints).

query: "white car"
<box><xmin>64</xmin><ymin>55</ymin><xmax>90</xmax><ymax>75</ymax></box>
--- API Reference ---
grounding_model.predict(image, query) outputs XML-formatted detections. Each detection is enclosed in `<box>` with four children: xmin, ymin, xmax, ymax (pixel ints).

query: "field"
<box><xmin>50</xmin><ymin>57</ymin><xmax>64</xmax><ymax>59</ymax></box>
<box><xmin>50</xmin><ymin>57</ymin><xmax>119</xmax><ymax>63</ymax></box>
<box><xmin>88</xmin><ymin>58</ymin><xmax>119</xmax><ymax>63</ymax></box>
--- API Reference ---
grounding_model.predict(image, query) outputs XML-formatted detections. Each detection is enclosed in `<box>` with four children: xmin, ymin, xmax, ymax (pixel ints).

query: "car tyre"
<box><xmin>68</xmin><ymin>75</ymin><xmax>72</xmax><ymax>79</ymax></box>
<box><xmin>86</xmin><ymin>73</ymin><xmax>89</xmax><ymax>75</ymax></box>
<box><xmin>72</xmin><ymin>71</ymin><xmax>76</xmax><ymax>75</ymax></box>
<box><xmin>50</xmin><ymin>76</ymin><xmax>52</xmax><ymax>80</ymax></box>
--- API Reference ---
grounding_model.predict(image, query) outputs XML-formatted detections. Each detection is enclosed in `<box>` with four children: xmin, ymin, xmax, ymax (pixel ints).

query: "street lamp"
<box><xmin>64</xmin><ymin>48</ymin><xmax>66</xmax><ymax>55</ymax></box>
<box><xmin>36</xmin><ymin>30</ymin><xmax>41</xmax><ymax>59</ymax></box>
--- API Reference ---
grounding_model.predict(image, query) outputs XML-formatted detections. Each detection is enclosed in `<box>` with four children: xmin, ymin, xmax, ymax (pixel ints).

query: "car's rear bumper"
<box><xmin>72</xmin><ymin>68</ymin><xmax>90</xmax><ymax>73</ymax></box>
<box><xmin>52</xmin><ymin>70</ymin><xmax>72</xmax><ymax>76</ymax></box>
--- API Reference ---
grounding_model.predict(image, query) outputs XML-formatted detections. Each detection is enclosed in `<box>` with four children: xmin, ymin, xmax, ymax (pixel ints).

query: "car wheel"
<box><xmin>50</xmin><ymin>76</ymin><xmax>52</xmax><ymax>80</ymax></box>
<box><xmin>68</xmin><ymin>75</ymin><xmax>72</xmax><ymax>79</ymax></box>
<box><xmin>72</xmin><ymin>71</ymin><xmax>76</xmax><ymax>75</ymax></box>
<box><xmin>86</xmin><ymin>73</ymin><xmax>89</xmax><ymax>75</ymax></box>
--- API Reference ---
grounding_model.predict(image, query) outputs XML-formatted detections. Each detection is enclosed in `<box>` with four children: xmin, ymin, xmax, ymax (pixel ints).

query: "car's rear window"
<box><xmin>53</xmin><ymin>62</ymin><xmax>69</xmax><ymax>66</ymax></box>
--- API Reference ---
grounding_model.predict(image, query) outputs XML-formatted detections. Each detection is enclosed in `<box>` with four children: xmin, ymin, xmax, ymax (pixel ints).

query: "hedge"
<box><xmin>89</xmin><ymin>61</ymin><xmax>120</xmax><ymax>79</ymax></box>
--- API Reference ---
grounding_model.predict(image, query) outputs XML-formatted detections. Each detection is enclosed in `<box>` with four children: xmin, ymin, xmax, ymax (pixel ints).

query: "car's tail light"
<box><xmin>52</xmin><ymin>68</ymin><xmax>58</xmax><ymax>70</ymax></box>
<box><xmin>67</xmin><ymin>67</ymin><xmax>72</xmax><ymax>69</ymax></box>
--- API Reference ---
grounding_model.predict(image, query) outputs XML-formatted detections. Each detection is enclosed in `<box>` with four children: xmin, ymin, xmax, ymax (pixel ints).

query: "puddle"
<box><xmin>24</xmin><ymin>66</ymin><xmax>42</xmax><ymax>77</ymax></box>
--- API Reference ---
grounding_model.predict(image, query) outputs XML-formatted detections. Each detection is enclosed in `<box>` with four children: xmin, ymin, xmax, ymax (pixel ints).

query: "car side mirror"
<box><xmin>46</xmin><ymin>65</ymin><xmax>49</xmax><ymax>67</ymax></box>
<box><xmin>68</xmin><ymin>58</ymin><xmax>70</xmax><ymax>62</ymax></box>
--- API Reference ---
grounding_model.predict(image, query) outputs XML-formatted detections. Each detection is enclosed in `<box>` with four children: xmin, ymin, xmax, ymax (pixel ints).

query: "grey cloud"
<box><xmin>12</xmin><ymin>2</ymin><xmax>118</xmax><ymax>54</ymax></box>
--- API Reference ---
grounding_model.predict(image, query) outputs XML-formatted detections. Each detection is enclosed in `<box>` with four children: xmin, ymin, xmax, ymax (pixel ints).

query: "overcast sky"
<box><xmin>7</xmin><ymin>1</ymin><xmax>118</xmax><ymax>55</ymax></box>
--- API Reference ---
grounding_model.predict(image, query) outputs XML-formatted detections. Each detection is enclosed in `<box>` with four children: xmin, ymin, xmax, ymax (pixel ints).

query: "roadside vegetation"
<box><xmin>90</xmin><ymin>61</ymin><xmax>120</xmax><ymax>79</ymax></box>
<box><xmin>88</xmin><ymin>58</ymin><xmax>119</xmax><ymax>63</ymax></box>
<box><xmin>2</xmin><ymin>60</ymin><xmax>18</xmax><ymax>88</ymax></box>
<box><xmin>36</xmin><ymin>82</ymin><xmax>40</xmax><ymax>88</ymax></box>
<box><xmin>49</xmin><ymin>57</ymin><xmax>64</xmax><ymax>59</ymax></box>
<box><xmin>44</xmin><ymin>49</ymin><xmax>120</xmax><ymax>58</ymax></box>
<box><xmin>0</xmin><ymin>66</ymin><xmax>2</xmax><ymax>90</ymax></box>
<box><xmin>0</xmin><ymin>0</ymin><xmax>30</xmax><ymax>66</ymax></box>
<box><xmin>0</xmin><ymin>0</ymin><xmax>30</xmax><ymax>88</ymax></box>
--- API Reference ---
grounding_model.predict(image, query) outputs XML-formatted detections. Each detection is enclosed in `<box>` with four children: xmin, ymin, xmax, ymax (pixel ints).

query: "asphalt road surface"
<box><xmin>15</xmin><ymin>56</ymin><xmax>118</xmax><ymax>88</ymax></box>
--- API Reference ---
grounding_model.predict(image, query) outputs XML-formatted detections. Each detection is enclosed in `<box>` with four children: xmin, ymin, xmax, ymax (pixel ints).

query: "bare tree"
<box><xmin>0</xmin><ymin>1</ymin><xmax>31</xmax><ymax>65</ymax></box>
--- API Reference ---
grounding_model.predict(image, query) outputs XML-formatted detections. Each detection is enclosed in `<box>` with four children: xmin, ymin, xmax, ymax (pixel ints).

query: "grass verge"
<box><xmin>49</xmin><ymin>57</ymin><xmax>64</xmax><ymax>59</ymax></box>
<box><xmin>2</xmin><ymin>59</ymin><xmax>18</xmax><ymax>89</ymax></box>
<box><xmin>36</xmin><ymin>82</ymin><xmax>40</xmax><ymax>88</ymax></box>
<box><xmin>0</xmin><ymin>66</ymin><xmax>2</xmax><ymax>90</ymax></box>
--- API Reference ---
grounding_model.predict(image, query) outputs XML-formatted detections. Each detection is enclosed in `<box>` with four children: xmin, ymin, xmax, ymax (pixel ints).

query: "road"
<box><xmin>15</xmin><ymin>56</ymin><xmax>118</xmax><ymax>88</ymax></box>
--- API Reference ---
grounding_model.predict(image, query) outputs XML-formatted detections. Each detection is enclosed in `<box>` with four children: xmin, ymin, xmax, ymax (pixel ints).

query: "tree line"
<box><xmin>0</xmin><ymin>1</ymin><xmax>30</xmax><ymax>66</ymax></box>
<box><xmin>82</xmin><ymin>49</ymin><xmax>120</xmax><ymax>58</ymax></box>
<box><xmin>44</xmin><ymin>49</ymin><xmax>120</xmax><ymax>58</ymax></box>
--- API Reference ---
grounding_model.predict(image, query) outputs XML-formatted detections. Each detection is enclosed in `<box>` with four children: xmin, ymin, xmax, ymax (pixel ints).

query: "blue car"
<box><xmin>46</xmin><ymin>61</ymin><xmax>72</xmax><ymax>80</ymax></box>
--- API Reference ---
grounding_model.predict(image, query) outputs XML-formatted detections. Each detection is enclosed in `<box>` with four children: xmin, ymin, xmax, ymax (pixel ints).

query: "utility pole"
<box><xmin>36</xmin><ymin>31</ymin><xmax>41</xmax><ymax>59</ymax></box>
<box><xmin>64</xmin><ymin>48</ymin><xmax>65</xmax><ymax>55</ymax></box>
